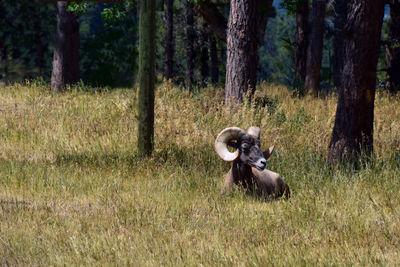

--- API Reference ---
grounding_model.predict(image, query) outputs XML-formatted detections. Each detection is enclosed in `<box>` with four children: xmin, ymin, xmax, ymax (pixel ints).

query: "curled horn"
<box><xmin>215</xmin><ymin>127</ymin><xmax>246</xmax><ymax>162</ymax></box>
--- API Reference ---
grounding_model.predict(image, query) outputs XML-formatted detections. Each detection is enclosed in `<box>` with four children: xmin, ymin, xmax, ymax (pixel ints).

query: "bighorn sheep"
<box><xmin>215</xmin><ymin>126</ymin><xmax>290</xmax><ymax>199</ymax></box>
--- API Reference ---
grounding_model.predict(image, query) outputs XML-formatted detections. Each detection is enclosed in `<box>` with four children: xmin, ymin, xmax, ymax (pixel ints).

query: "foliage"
<box><xmin>155</xmin><ymin>0</ymin><xmax>228</xmax><ymax>87</ymax></box>
<box><xmin>0</xmin><ymin>0</ymin><xmax>56</xmax><ymax>82</ymax></box>
<box><xmin>259</xmin><ymin>15</ymin><xmax>296</xmax><ymax>85</ymax></box>
<box><xmin>0</xmin><ymin>82</ymin><xmax>399</xmax><ymax>265</ymax></box>
<box><xmin>280</xmin><ymin>0</ymin><xmax>307</xmax><ymax>15</ymax></box>
<box><xmin>260</xmin><ymin>2</ymin><xmax>337</xmax><ymax>91</ymax></box>
<box><xmin>0</xmin><ymin>0</ymin><xmax>393</xmax><ymax>89</ymax></box>
<box><xmin>79</xmin><ymin>2</ymin><xmax>139</xmax><ymax>87</ymax></box>
<box><xmin>67</xmin><ymin>2</ymin><xmax>89</xmax><ymax>14</ymax></box>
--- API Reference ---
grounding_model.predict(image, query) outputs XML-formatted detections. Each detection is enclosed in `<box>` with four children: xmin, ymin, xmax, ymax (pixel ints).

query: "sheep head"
<box><xmin>215</xmin><ymin>126</ymin><xmax>275</xmax><ymax>170</ymax></box>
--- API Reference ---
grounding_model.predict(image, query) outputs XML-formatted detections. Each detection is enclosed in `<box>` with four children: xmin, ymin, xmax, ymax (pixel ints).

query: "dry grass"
<box><xmin>0</xmin><ymin>80</ymin><xmax>399</xmax><ymax>266</ymax></box>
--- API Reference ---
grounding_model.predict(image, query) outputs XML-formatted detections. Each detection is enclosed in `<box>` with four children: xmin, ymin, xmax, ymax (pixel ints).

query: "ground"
<box><xmin>0</xmin><ymin>81</ymin><xmax>399</xmax><ymax>265</ymax></box>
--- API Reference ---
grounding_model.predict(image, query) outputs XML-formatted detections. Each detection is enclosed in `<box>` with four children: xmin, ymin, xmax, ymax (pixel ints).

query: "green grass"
<box><xmin>0</xmin><ymin>81</ymin><xmax>399</xmax><ymax>265</ymax></box>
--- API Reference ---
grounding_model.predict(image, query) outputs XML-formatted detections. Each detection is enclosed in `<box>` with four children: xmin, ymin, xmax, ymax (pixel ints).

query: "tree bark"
<box><xmin>386</xmin><ymin>0</ymin><xmax>400</xmax><ymax>94</ymax></box>
<box><xmin>295</xmin><ymin>0</ymin><xmax>309</xmax><ymax>83</ymax></box>
<box><xmin>200</xmin><ymin>23</ymin><xmax>209</xmax><ymax>87</ymax></box>
<box><xmin>34</xmin><ymin>17</ymin><xmax>47</xmax><ymax>75</ymax></box>
<box><xmin>328</xmin><ymin>0</ymin><xmax>385</xmax><ymax>163</ymax></box>
<box><xmin>185</xmin><ymin>1</ymin><xmax>195</xmax><ymax>91</ymax></box>
<box><xmin>194</xmin><ymin>0</ymin><xmax>273</xmax><ymax>45</ymax></box>
<box><xmin>164</xmin><ymin>0</ymin><xmax>174</xmax><ymax>80</ymax></box>
<box><xmin>0</xmin><ymin>35</ymin><xmax>6</xmax><ymax>81</ymax></box>
<box><xmin>210</xmin><ymin>34</ymin><xmax>219</xmax><ymax>84</ymax></box>
<box><xmin>333</xmin><ymin>0</ymin><xmax>347</xmax><ymax>89</ymax></box>
<box><xmin>137</xmin><ymin>0</ymin><xmax>156</xmax><ymax>156</ymax></box>
<box><xmin>196</xmin><ymin>0</ymin><xmax>272</xmax><ymax>101</ymax></box>
<box><xmin>194</xmin><ymin>0</ymin><xmax>227</xmax><ymax>42</ymax></box>
<box><xmin>51</xmin><ymin>2</ymin><xmax>79</xmax><ymax>92</ymax></box>
<box><xmin>225</xmin><ymin>0</ymin><xmax>259</xmax><ymax>103</ymax></box>
<box><xmin>1</xmin><ymin>43</ymin><xmax>8</xmax><ymax>83</ymax></box>
<box><xmin>220</xmin><ymin>41</ymin><xmax>226</xmax><ymax>81</ymax></box>
<box><xmin>304</xmin><ymin>0</ymin><xmax>326</xmax><ymax>96</ymax></box>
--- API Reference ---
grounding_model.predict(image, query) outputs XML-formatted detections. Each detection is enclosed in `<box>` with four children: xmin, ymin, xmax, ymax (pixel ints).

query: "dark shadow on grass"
<box><xmin>53</xmin><ymin>143</ymin><xmax>219</xmax><ymax>172</ymax></box>
<box><xmin>55</xmin><ymin>153</ymin><xmax>142</xmax><ymax>167</ymax></box>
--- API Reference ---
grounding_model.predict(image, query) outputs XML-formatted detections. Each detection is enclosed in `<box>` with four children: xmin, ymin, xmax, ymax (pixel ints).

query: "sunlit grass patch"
<box><xmin>0</xmin><ymin>82</ymin><xmax>399</xmax><ymax>265</ymax></box>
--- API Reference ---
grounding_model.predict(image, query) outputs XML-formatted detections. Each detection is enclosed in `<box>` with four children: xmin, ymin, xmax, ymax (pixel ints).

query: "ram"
<box><xmin>215</xmin><ymin>126</ymin><xmax>290</xmax><ymax>199</ymax></box>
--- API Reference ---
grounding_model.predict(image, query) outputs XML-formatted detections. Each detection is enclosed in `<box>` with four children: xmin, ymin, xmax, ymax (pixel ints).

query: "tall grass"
<box><xmin>0</xmin><ymin>81</ymin><xmax>399</xmax><ymax>265</ymax></box>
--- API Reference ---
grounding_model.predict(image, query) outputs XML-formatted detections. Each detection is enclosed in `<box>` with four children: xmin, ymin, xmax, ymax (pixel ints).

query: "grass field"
<box><xmin>1</xmin><ymin>81</ymin><xmax>399</xmax><ymax>266</ymax></box>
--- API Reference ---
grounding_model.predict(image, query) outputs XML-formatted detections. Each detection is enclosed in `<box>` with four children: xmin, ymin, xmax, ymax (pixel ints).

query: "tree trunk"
<box><xmin>295</xmin><ymin>0</ymin><xmax>309</xmax><ymax>83</ymax></box>
<box><xmin>1</xmin><ymin>43</ymin><xmax>8</xmax><ymax>83</ymax></box>
<box><xmin>36</xmin><ymin>37</ymin><xmax>47</xmax><ymax>75</ymax></box>
<box><xmin>328</xmin><ymin>0</ymin><xmax>385</xmax><ymax>163</ymax></box>
<box><xmin>195</xmin><ymin>0</ymin><xmax>272</xmax><ymax>99</ymax></box>
<box><xmin>137</xmin><ymin>0</ymin><xmax>156</xmax><ymax>156</ymax></box>
<box><xmin>34</xmin><ymin>18</ymin><xmax>47</xmax><ymax>75</ymax></box>
<box><xmin>386</xmin><ymin>0</ymin><xmax>400</xmax><ymax>94</ymax></box>
<box><xmin>333</xmin><ymin>0</ymin><xmax>347</xmax><ymax>89</ymax></box>
<box><xmin>195</xmin><ymin>0</ymin><xmax>273</xmax><ymax>45</ymax></box>
<box><xmin>194</xmin><ymin>0</ymin><xmax>227</xmax><ymax>42</ymax></box>
<box><xmin>185</xmin><ymin>1</ymin><xmax>195</xmax><ymax>91</ymax></box>
<box><xmin>304</xmin><ymin>0</ymin><xmax>326</xmax><ymax>96</ymax></box>
<box><xmin>164</xmin><ymin>0</ymin><xmax>174</xmax><ymax>80</ymax></box>
<box><xmin>220</xmin><ymin>41</ymin><xmax>226</xmax><ymax>82</ymax></box>
<box><xmin>210</xmin><ymin>34</ymin><xmax>219</xmax><ymax>84</ymax></box>
<box><xmin>0</xmin><ymin>36</ymin><xmax>5</xmax><ymax>81</ymax></box>
<box><xmin>51</xmin><ymin>1</ymin><xmax>79</xmax><ymax>92</ymax></box>
<box><xmin>200</xmin><ymin>23</ymin><xmax>209</xmax><ymax>87</ymax></box>
<box><xmin>225</xmin><ymin>0</ymin><xmax>258</xmax><ymax>103</ymax></box>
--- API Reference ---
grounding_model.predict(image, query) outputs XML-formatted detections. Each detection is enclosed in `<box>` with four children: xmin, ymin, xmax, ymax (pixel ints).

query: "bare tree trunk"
<box><xmin>256</xmin><ymin>0</ymin><xmax>274</xmax><ymax>45</ymax></box>
<box><xmin>185</xmin><ymin>1</ymin><xmax>195</xmax><ymax>91</ymax></box>
<box><xmin>34</xmin><ymin>18</ymin><xmax>47</xmax><ymax>75</ymax></box>
<box><xmin>51</xmin><ymin>1</ymin><xmax>79</xmax><ymax>92</ymax></box>
<box><xmin>137</xmin><ymin>0</ymin><xmax>156</xmax><ymax>156</ymax></box>
<box><xmin>386</xmin><ymin>0</ymin><xmax>400</xmax><ymax>94</ymax></box>
<box><xmin>295</xmin><ymin>0</ymin><xmax>309</xmax><ymax>83</ymax></box>
<box><xmin>36</xmin><ymin>38</ymin><xmax>46</xmax><ymax>75</ymax></box>
<box><xmin>195</xmin><ymin>0</ymin><xmax>273</xmax><ymax>98</ymax></box>
<box><xmin>200</xmin><ymin>23</ymin><xmax>209</xmax><ymax>87</ymax></box>
<box><xmin>333</xmin><ymin>0</ymin><xmax>347</xmax><ymax>89</ymax></box>
<box><xmin>225</xmin><ymin>0</ymin><xmax>258</xmax><ymax>103</ymax></box>
<box><xmin>210</xmin><ymin>34</ymin><xmax>219</xmax><ymax>84</ymax></box>
<box><xmin>164</xmin><ymin>0</ymin><xmax>174</xmax><ymax>80</ymax></box>
<box><xmin>194</xmin><ymin>0</ymin><xmax>273</xmax><ymax>45</ymax></box>
<box><xmin>304</xmin><ymin>0</ymin><xmax>326</xmax><ymax>96</ymax></box>
<box><xmin>1</xmin><ymin>44</ymin><xmax>8</xmax><ymax>83</ymax></box>
<box><xmin>0</xmin><ymin>36</ymin><xmax>5</xmax><ymax>82</ymax></box>
<box><xmin>328</xmin><ymin>0</ymin><xmax>385</xmax><ymax>163</ymax></box>
<box><xmin>194</xmin><ymin>0</ymin><xmax>227</xmax><ymax>42</ymax></box>
<box><xmin>220</xmin><ymin>41</ymin><xmax>226</xmax><ymax>82</ymax></box>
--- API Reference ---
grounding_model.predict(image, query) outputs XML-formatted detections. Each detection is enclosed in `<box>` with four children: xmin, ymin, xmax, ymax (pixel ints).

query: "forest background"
<box><xmin>0</xmin><ymin>0</ymin><xmax>390</xmax><ymax>89</ymax></box>
<box><xmin>1</xmin><ymin>1</ymin><xmax>400</xmax><ymax>265</ymax></box>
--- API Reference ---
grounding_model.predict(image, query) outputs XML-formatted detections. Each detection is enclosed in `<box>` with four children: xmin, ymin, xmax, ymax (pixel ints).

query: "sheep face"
<box><xmin>229</xmin><ymin>134</ymin><xmax>267</xmax><ymax>171</ymax></box>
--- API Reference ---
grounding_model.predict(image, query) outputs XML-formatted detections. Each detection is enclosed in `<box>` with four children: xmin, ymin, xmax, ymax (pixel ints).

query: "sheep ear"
<box><xmin>263</xmin><ymin>145</ymin><xmax>275</xmax><ymax>160</ymax></box>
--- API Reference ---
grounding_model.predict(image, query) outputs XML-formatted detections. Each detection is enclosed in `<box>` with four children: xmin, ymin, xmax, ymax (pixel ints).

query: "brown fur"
<box><xmin>223</xmin><ymin>165</ymin><xmax>290</xmax><ymax>199</ymax></box>
<box><xmin>217</xmin><ymin>126</ymin><xmax>290</xmax><ymax>200</ymax></box>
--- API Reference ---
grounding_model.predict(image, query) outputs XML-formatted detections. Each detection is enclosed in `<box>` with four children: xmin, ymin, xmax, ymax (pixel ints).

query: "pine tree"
<box><xmin>328</xmin><ymin>0</ymin><xmax>385</xmax><ymax>163</ymax></box>
<box><xmin>51</xmin><ymin>1</ymin><xmax>80</xmax><ymax>92</ymax></box>
<box><xmin>137</xmin><ymin>0</ymin><xmax>156</xmax><ymax>156</ymax></box>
